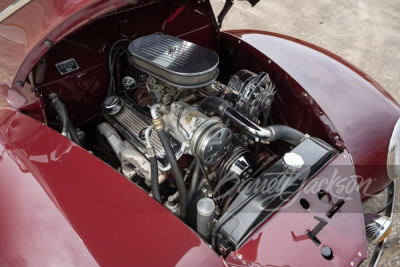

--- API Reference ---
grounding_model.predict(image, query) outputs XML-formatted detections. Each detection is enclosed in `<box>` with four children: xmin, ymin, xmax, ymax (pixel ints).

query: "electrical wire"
<box><xmin>109</xmin><ymin>47</ymin><xmax>128</xmax><ymax>95</ymax></box>
<box><xmin>107</xmin><ymin>39</ymin><xmax>132</xmax><ymax>95</ymax></box>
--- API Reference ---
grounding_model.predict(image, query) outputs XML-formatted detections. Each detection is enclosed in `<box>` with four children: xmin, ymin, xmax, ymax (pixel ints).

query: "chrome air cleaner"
<box><xmin>128</xmin><ymin>34</ymin><xmax>219</xmax><ymax>88</ymax></box>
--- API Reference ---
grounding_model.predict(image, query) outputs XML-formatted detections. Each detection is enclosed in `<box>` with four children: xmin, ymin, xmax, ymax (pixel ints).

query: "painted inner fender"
<box><xmin>220</xmin><ymin>30</ymin><xmax>400</xmax><ymax>195</ymax></box>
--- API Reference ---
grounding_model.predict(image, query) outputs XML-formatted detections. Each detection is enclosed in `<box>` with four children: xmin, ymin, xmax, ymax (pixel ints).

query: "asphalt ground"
<box><xmin>210</xmin><ymin>0</ymin><xmax>400</xmax><ymax>265</ymax></box>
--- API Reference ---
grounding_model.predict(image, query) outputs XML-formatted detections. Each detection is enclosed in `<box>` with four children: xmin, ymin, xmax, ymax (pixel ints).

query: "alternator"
<box><xmin>226</xmin><ymin>70</ymin><xmax>275</xmax><ymax>124</ymax></box>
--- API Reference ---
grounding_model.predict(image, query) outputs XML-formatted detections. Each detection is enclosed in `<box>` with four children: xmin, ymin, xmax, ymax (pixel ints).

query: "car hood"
<box><xmin>0</xmin><ymin>108</ymin><xmax>223</xmax><ymax>266</ymax></box>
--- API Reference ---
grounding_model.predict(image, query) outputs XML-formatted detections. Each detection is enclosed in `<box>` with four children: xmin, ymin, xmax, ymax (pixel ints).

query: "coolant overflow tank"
<box><xmin>128</xmin><ymin>34</ymin><xmax>219</xmax><ymax>88</ymax></box>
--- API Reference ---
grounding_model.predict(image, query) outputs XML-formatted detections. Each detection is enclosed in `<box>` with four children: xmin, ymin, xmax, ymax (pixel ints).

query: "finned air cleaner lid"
<box><xmin>129</xmin><ymin>34</ymin><xmax>219</xmax><ymax>88</ymax></box>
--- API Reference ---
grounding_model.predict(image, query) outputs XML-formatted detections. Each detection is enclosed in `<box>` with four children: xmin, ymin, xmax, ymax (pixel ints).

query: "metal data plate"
<box><xmin>55</xmin><ymin>58</ymin><xmax>79</xmax><ymax>75</ymax></box>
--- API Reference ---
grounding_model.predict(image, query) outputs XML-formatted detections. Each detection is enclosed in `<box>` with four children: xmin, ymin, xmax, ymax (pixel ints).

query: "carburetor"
<box><xmin>163</xmin><ymin>102</ymin><xmax>233</xmax><ymax>165</ymax></box>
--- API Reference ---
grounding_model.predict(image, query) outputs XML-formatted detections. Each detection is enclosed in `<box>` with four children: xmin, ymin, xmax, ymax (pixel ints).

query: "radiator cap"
<box><xmin>282</xmin><ymin>152</ymin><xmax>304</xmax><ymax>170</ymax></box>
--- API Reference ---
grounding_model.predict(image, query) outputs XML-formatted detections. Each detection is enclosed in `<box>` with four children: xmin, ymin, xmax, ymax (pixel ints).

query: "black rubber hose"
<box><xmin>157</xmin><ymin>129</ymin><xmax>187</xmax><ymax>219</ymax></box>
<box><xmin>49</xmin><ymin>94</ymin><xmax>68</xmax><ymax>137</ymax></box>
<box><xmin>200</xmin><ymin>96</ymin><xmax>305</xmax><ymax>146</ymax></box>
<box><xmin>269</xmin><ymin>125</ymin><xmax>305</xmax><ymax>146</ymax></box>
<box><xmin>186</xmin><ymin>159</ymin><xmax>197</xmax><ymax>177</ymax></box>
<box><xmin>200</xmin><ymin>96</ymin><xmax>227</xmax><ymax>113</ymax></box>
<box><xmin>67</xmin><ymin>119</ymin><xmax>81</xmax><ymax>146</ymax></box>
<box><xmin>57</xmin><ymin>104</ymin><xmax>68</xmax><ymax>136</ymax></box>
<box><xmin>49</xmin><ymin>94</ymin><xmax>81</xmax><ymax>146</ymax></box>
<box><xmin>195</xmin><ymin>179</ymin><xmax>206</xmax><ymax>195</ymax></box>
<box><xmin>187</xmin><ymin>162</ymin><xmax>201</xmax><ymax>205</ymax></box>
<box><xmin>150</xmin><ymin>155</ymin><xmax>162</xmax><ymax>203</ymax></box>
<box><xmin>182</xmin><ymin>159</ymin><xmax>197</xmax><ymax>182</ymax></box>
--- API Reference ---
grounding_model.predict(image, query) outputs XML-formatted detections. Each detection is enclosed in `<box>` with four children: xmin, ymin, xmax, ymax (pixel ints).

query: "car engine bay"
<box><xmin>32</xmin><ymin>2</ymin><xmax>339</xmax><ymax>255</ymax></box>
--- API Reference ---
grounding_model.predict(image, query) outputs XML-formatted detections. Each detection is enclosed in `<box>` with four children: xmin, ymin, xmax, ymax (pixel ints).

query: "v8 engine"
<box><xmin>55</xmin><ymin>33</ymin><xmax>335</xmax><ymax>251</ymax></box>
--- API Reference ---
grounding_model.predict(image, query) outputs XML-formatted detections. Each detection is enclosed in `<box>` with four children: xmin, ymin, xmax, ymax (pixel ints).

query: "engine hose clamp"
<box><xmin>152</xmin><ymin>118</ymin><xmax>164</xmax><ymax>131</ymax></box>
<box><xmin>300</xmin><ymin>134</ymin><xmax>310</xmax><ymax>143</ymax></box>
<box><xmin>146</xmin><ymin>144</ymin><xmax>156</xmax><ymax>157</ymax></box>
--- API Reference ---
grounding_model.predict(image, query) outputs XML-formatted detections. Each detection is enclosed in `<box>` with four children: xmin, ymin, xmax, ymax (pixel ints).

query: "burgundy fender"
<box><xmin>0</xmin><ymin>107</ymin><xmax>223</xmax><ymax>266</ymax></box>
<box><xmin>219</xmin><ymin>30</ymin><xmax>400</xmax><ymax>196</ymax></box>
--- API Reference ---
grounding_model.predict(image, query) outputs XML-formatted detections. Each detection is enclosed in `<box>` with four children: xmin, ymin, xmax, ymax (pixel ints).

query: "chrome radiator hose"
<box><xmin>200</xmin><ymin>96</ymin><xmax>306</xmax><ymax>146</ymax></box>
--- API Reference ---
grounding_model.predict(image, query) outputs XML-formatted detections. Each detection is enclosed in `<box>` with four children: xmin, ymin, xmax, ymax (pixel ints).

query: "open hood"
<box><xmin>217</xmin><ymin>0</ymin><xmax>260</xmax><ymax>28</ymax></box>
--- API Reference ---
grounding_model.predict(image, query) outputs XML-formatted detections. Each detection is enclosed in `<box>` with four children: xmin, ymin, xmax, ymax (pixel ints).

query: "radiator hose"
<box><xmin>200</xmin><ymin>96</ymin><xmax>306</xmax><ymax>146</ymax></box>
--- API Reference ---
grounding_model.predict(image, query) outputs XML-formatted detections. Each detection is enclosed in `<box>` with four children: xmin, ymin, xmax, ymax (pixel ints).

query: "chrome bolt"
<box><xmin>44</xmin><ymin>40</ymin><xmax>54</xmax><ymax>47</ymax></box>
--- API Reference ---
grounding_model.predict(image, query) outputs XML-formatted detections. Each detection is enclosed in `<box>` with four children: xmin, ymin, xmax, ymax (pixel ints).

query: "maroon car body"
<box><xmin>0</xmin><ymin>0</ymin><xmax>398</xmax><ymax>266</ymax></box>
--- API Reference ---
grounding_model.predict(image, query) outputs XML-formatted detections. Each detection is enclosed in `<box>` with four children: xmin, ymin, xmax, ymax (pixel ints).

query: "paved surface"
<box><xmin>210</xmin><ymin>0</ymin><xmax>400</xmax><ymax>265</ymax></box>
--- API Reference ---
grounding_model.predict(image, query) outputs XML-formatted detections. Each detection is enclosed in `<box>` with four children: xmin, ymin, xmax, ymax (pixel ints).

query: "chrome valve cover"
<box><xmin>103</xmin><ymin>96</ymin><xmax>182</xmax><ymax>171</ymax></box>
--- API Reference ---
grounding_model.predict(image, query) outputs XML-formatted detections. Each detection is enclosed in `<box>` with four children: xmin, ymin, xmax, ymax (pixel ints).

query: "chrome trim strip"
<box><xmin>387</xmin><ymin>117</ymin><xmax>400</xmax><ymax>180</ymax></box>
<box><xmin>0</xmin><ymin>0</ymin><xmax>32</xmax><ymax>23</ymax></box>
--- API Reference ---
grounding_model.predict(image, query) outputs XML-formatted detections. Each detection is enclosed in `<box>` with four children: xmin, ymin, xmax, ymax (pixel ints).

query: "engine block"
<box><xmin>103</xmin><ymin>96</ymin><xmax>182</xmax><ymax>171</ymax></box>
